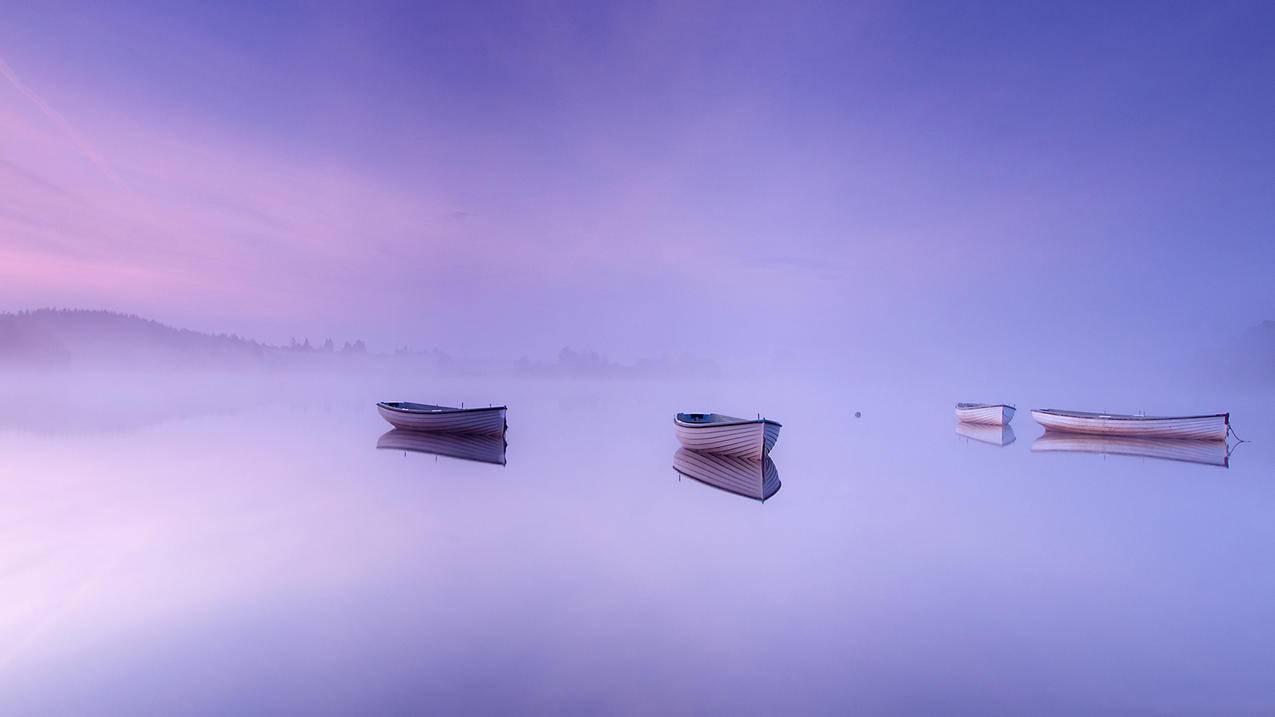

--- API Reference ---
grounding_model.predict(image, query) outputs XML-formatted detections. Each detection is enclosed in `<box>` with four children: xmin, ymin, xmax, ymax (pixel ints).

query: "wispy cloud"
<box><xmin>0</xmin><ymin>159</ymin><xmax>82</xmax><ymax>202</ymax></box>
<box><xmin>0</xmin><ymin>54</ymin><xmax>125</xmax><ymax>189</ymax></box>
<box><xmin>757</xmin><ymin>255</ymin><xmax>848</xmax><ymax>279</ymax></box>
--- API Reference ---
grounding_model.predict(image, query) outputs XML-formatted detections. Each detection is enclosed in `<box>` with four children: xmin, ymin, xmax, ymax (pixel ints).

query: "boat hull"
<box><xmin>377</xmin><ymin>429</ymin><xmax>507</xmax><ymax>465</ymax></box>
<box><xmin>377</xmin><ymin>403</ymin><xmax>507</xmax><ymax>435</ymax></box>
<box><xmin>673</xmin><ymin>418</ymin><xmax>779</xmax><ymax>460</ymax></box>
<box><xmin>1031</xmin><ymin>434</ymin><xmax>1229</xmax><ymax>468</ymax></box>
<box><xmin>1031</xmin><ymin>409</ymin><xmax>1227</xmax><ymax>441</ymax></box>
<box><xmin>673</xmin><ymin>448</ymin><xmax>780</xmax><ymax>501</ymax></box>
<box><xmin>955</xmin><ymin>404</ymin><xmax>1015</xmax><ymax>425</ymax></box>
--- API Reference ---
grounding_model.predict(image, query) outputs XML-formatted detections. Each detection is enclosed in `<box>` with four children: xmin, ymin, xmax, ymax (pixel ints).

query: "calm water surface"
<box><xmin>1</xmin><ymin>374</ymin><xmax>1272</xmax><ymax>714</ymax></box>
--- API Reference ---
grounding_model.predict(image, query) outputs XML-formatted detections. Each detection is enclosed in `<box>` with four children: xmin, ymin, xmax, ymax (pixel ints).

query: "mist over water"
<box><xmin>1</xmin><ymin>363</ymin><xmax>1271</xmax><ymax>714</ymax></box>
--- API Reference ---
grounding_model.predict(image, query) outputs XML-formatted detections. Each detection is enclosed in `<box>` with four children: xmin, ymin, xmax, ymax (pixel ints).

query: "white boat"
<box><xmin>1031</xmin><ymin>434</ymin><xmax>1229</xmax><ymax>468</ymax></box>
<box><xmin>376</xmin><ymin>402</ymin><xmax>507</xmax><ymax>435</ymax></box>
<box><xmin>955</xmin><ymin>402</ymin><xmax>1015</xmax><ymax>425</ymax></box>
<box><xmin>1031</xmin><ymin>408</ymin><xmax>1228</xmax><ymax>441</ymax></box>
<box><xmin>955</xmin><ymin>422</ymin><xmax>1016</xmax><ymax>447</ymax></box>
<box><xmin>673</xmin><ymin>412</ymin><xmax>780</xmax><ymax>461</ymax></box>
<box><xmin>673</xmin><ymin>448</ymin><xmax>780</xmax><ymax>501</ymax></box>
<box><xmin>377</xmin><ymin>429</ymin><xmax>507</xmax><ymax>466</ymax></box>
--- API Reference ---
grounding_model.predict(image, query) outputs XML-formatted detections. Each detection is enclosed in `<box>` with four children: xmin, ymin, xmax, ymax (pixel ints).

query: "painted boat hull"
<box><xmin>955</xmin><ymin>422</ymin><xmax>1017</xmax><ymax>447</ymax></box>
<box><xmin>1031</xmin><ymin>434</ymin><xmax>1229</xmax><ymax>468</ymax></box>
<box><xmin>377</xmin><ymin>403</ymin><xmax>507</xmax><ymax>435</ymax></box>
<box><xmin>955</xmin><ymin>403</ymin><xmax>1015</xmax><ymax>425</ymax></box>
<box><xmin>1031</xmin><ymin>409</ymin><xmax>1227</xmax><ymax>441</ymax></box>
<box><xmin>377</xmin><ymin>429</ymin><xmax>507</xmax><ymax>466</ymax></box>
<box><xmin>673</xmin><ymin>416</ymin><xmax>780</xmax><ymax>460</ymax></box>
<box><xmin>673</xmin><ymin>448</ymin><xmax>780</xmax><ymax>501</ymax></box>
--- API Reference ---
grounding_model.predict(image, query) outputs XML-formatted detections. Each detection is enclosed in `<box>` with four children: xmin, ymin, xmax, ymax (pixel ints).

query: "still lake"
<box><xmin>1</xmin><ymin>372</ymin><xmax>1272</xmax><ymax>715</ymax></box>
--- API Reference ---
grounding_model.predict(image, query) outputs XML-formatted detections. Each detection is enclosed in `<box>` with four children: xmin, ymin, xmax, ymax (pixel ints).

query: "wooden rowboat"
<box><xmin>955</xmin><ymin>402</ymin><xmax>1015</xmax><ymax>425</ymax></box>
<box><xmin>674</xmin><ymin>412</ymin><xmax>780</xmax><ymax>460</ymax></box>
<box><xmin>1031</xmin><ymin>408</ymin><xmax>1228</xmax><ymax>441</ymax></box>
<box><xmin>673</xmin><ymin>448</ymin><xmax>780</xmax><ymax>501</ymax></box>
<box><xmin>376</xmin><ymin>402</ymin><xmax>507</xmax><ymax>435</ymax></box>
<box><xmin>376</xmin><ymin>429</ymin><xmax>507</xmax><ymax>466</ymax></box>
<box><xmin>955</xmin><ymin>422</ymin><xmax>1017</xmax><ymax>447</ymax></box>
<box><xmin>1031</xmin><ymin>433</ymin><xmax>1229</xmax><ymax>468</ymax></box>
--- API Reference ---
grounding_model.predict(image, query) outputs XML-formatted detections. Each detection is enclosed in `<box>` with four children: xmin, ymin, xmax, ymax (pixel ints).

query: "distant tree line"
<box><xmin>285</xmin><ymin>337</ymin><xmax>367</xmax><ymax>354</ymax></box>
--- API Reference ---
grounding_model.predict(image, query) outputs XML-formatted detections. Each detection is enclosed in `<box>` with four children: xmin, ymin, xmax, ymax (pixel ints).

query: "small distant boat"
<box><xmin>674</xmin><ymin>412</ymin><xmax>780</xmax><ymax>460</ymax></box>
<box><xmin>376</xmin><ymin>402</ymin><xmax>507</xmax><ymax>435</ymax></box>
<box><xmin>955</xmin><ymin>402</ymin><xmax>1015</xmax><ymax>425</ymax></box>
<box><xmin>955</xmin><ymin>422</ymin><xmax>1017</xmax><ymax>447</ymax></box>
<box><xmin>673</xmin><ymin>448</ymin><xmax>780</xmax><ymax>501</ymax></box>
<box><xmin>376</xmin><ymin>429</ymin><xmax>507</xmax><ymax>465</ymax></box>
<box><xmin>1031</xmin><ymin>408</ymin><xmax>1228</xmax><ymax>441</ymax></box>
<box><xmin>1031</xmin><ymin>434</ymin><xmax>1229</xmax><ymax>468</ymax></box>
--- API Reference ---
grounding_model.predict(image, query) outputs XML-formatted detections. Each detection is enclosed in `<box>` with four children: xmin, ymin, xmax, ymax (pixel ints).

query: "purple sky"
<box><xmin>1</xmin><ymin>2</ymin><xmax>1272</xmax><ymax>361</ymax></box>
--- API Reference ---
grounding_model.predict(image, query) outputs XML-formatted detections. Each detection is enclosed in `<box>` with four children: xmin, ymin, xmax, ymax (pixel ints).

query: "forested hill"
<box><xmin>0</xmin><ymin>309</ymin><xmax>363</xmax><ymax>368</ymax></box>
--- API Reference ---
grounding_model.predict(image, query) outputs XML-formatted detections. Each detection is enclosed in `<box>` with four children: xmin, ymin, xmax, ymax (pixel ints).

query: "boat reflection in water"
<box><xmin>955</xmin><ymin>421</ymin><xmax>1017</xmax><ymax>447</ymax></box>
<box><xmin>673</xmin><ymin>448</ymin><xmax>780</xmax><ymax>502</ymax></box>
<box><xmin>377</xmin><ymin>429</ymin><xmax>507</xmax><ymax>466</ymax></box>
<box><xmin>1031</xmin><ymin>433</ymin><xmax>1229</xmax><ymax>468</ymax></box>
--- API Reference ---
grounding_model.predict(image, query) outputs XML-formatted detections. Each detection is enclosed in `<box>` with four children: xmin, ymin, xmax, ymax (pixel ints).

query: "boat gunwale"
<box><xmin>674</xmin><ymin>413</ymin><xmax>782</xmax><ymax>429</ymax></box>
<box><xmin>955</xmin><ymin>403</ymin><xmax>1014</xmax><ymax>410</ymax></box>
<box><xmin>1032</xmin><ymin>408</ymin><xmax>1229</xmax><ymax>422</ymax></box>
<box><xmin>377</xmin><ymin>401</ymin><xmax>508</xmax><ymax>414</ymax></box>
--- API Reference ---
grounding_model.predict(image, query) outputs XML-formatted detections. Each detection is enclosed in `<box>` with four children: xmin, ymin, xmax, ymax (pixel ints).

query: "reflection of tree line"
<box><xmin>0</xmin><ymin>390</ymin><xmax>259</xmax><ymax>436</ymax></box>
